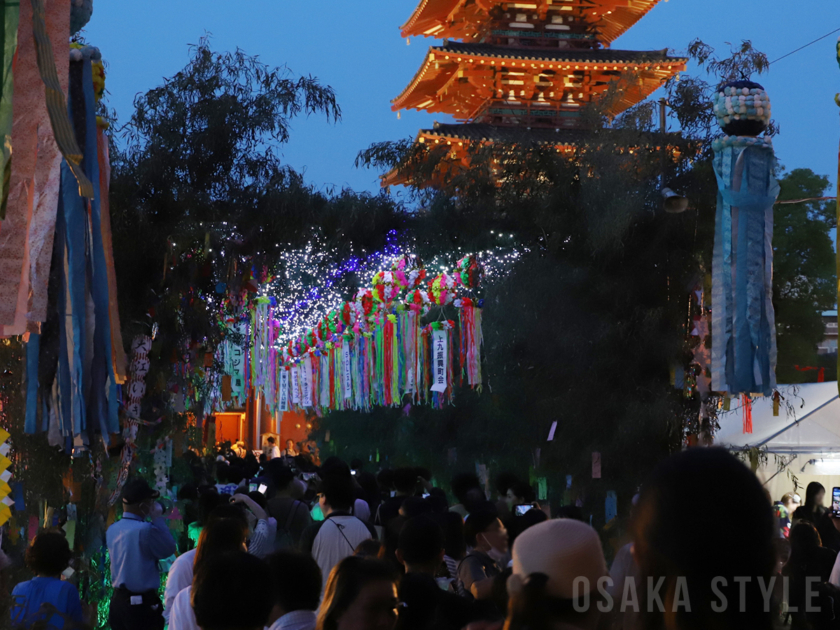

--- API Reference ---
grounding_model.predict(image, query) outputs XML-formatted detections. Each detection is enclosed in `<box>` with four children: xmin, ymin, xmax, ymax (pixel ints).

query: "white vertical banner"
<box><xmin>290</xmin><ymin>366</ymin><xmax>301</xmax><ymax>404</ymax></box>
<box><xmin>431</xmin><ymin>329</ymin><xmax>447</xmax><ymax>393</ymax></box>
<box><xmin>279</xmin><ymin>370</ymin><xmax>289</xmax><ymax>411</ymax></box>
<box><xmin>301</xmin><ymin>356</ymin><xmax>313</xmax><ymax>408</ymax></box>
<box><xmin>342</xmin><ymin>342</ymin><xmax>352</xmax><ymax>400</ymax></box>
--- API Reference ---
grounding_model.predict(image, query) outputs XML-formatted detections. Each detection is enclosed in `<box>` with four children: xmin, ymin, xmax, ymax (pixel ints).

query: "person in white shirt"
<box><xmin>168</xmin><ymin>518</ymin><xmax>248</xmax><ymax>630</ymax></box>
<box><xmin>300</xmin><ymin>475</ymin><xmax>376</xmax><ymax>586</ymax></box>
<box><xmin>264</xmin><ymin>437</ymin><xmax>282</xmax><ymax>461</ymax></box>
<box><xmin>265</xmin><ymin>550</ymin><xmax>321</xmax><ymax>630</ymax></box>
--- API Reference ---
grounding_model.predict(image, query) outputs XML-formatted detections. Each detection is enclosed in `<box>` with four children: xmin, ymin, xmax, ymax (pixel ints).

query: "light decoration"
<box><xmin>210</xmin><ymin>231</ymin><xmax>526</xmax><ymax>416</ymax></box>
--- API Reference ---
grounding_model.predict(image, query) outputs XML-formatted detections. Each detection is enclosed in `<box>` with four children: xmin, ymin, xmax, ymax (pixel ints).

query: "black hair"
<box><xmin>267</xmin><ymin>437</ymin><xmax>276</xmax><ymax>444</ymax></box>
<box><xmin>227</xmin><ymin>466</ymin><xmax>245</xmax><ymax>486</ymax></box>
<box><xmin>247</xmin><ymin>491</ymin><xmax>267</xmax><ymax>509</ymax></box>
<box><xmin>321</xmin><ymin>457</ymin><xmax>351</xmax><ymax>478</ymax></box>
<box><xmin>207</xmin><ymin>503</ymin><xmax>249</xmax><ymax>530</ymax></box>
<box><xmin>318</xmin><ymin>557</ymin><xmax>398</xmax><ymax>630</ymax></box>
<box><xmin>266</xmin><ymin>550</ymin><xmax>322</xmax><ymax>612</ymax></box>
<box><xmin>464</xmin><ymin>511</ymin><xmax>499</xmax><ymax>547</ymax></box>
<box><xmin>451</xmin><ymin>473</ymin><xmax>481</xmax><ymax>505</ymax></box>
<box><xmin>197</xmin><ymin>492</ymin><xmax>227</xmax><ymax>527</ymax></box>
<box><xmin>508</xmin><ymin>481</ymin><xmax>536</xmax><ymax>504</ymax></box>
<box><xmin>393</xmin><ymin>468</ymin><xmax>418</xmax><ymax>495</ymax></box>
<box><xmin>440</xmin><ymin>512</ymin><xmax>466</xmax><ymax>560</ymax></box>
<box><xmin>804</xmin><ymin>481</ymin><xmax>826</xmax><ymax>512</ymax></box>
<box><xmin>194</xmin><ymin>517</ymin><xmax>248</xmax><ymax>572</ymax></box>
<box><xmin>415</xmin><ymin>467</ymin><xmax>432</xmax><ymax>482</ymax></box>
<box><xmin>508</xmin><ymin>508</ymin><xmax>548</xmax><ymax>546</ymax></box>
<box><xmin>788</xmin><ymin>521</ymin><xmax>823</xmax><ymax>562</ymax></box>
<box><xmin>215</xmin><ymin>462</ymin><xmax>230</xmax><ymax>484</ymax></box>
<box><xmin>321</xmin><ymin>475</ymin><xmax>355</xmax><ymax>512</ymax></box>
<box><xmin>633</xmin><ymin>448</ymin><xmax>774</xmax><ymax>630</ymax></box>
<box><xmin>397</xmin><ymin>573</ymin><xmax>439</xmax><ymax>630</ymax></box>
<box><xmin>401</xmin><ymin>496</ymin><xmax>433</xmax><ymax>519</ymax></box>
<box><xmin>377</xmin><ymin>469</ymin><xmax>395</xmax><ymax>491</ymax></box>
<box><xmin>504</xmin><ymin>572</ymin><xmax>590</xmax><ymax>630</ymax></box>
<box><xmin>427</xmin><ymin>487</ymin><xmax>449</xmax><ymax>514</ymax></box>
<box><xmin>26</xmin><ymin>531</ymin><xmax>72</xmax><ymax>576</ymax></box>
<box><xmin>266</xmin><ymin>460</ymin><xmax>295</xmax><ymax>491</ymax></box>
<box><xmin>193</xmin><ymin>552</ymin><xmax>274</xmax><ymax>630</ymax></box>
<box><xmin>177</xmin><ymin>483</ymin><xmax>199</xmax><ymax>501</ymax></box>
<box><xmin>398</xmin><ymin>516</ymin><xmax>445</xmax><ymax>566</ymax></box>
<box><xmin>496</xmin><ymin>471</ymin><xmax>520</xmax><ymax>496</ymax></box>
<box><xmin>350</xmin><ymin>458</ymin><xmax>364</xmax><ymax>471</ymax></box>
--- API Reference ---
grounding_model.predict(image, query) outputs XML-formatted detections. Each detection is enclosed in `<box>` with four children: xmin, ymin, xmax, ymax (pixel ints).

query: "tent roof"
<box><xmin>715</xmin><ymin>382</ymin><xmax>840</xmax><ymax>454</ymax></box>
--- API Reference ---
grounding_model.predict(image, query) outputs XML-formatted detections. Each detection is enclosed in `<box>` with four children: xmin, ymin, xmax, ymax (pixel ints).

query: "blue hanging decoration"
<box><xmin>710</xmin><ymin>80</ymin><xmax>779</xmax><ymax>397</ymax></box>
<box><xmin>24</xmin><ymin>45</ymin><xmax>119</xmax><ymax>446</ymax></box>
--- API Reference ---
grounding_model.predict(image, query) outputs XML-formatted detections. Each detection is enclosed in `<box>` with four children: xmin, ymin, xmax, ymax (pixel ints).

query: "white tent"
<box><xmin>715</xmin><ymin>382</ymin><xmax>840</xmax><ymax>499</ymax></box>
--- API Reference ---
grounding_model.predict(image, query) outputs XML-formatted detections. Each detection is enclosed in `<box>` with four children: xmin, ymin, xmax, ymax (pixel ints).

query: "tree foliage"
<box><xmin>774</xmin><ymin>169</ymin><xmax>837</xmax><ymax>382</ymax></box>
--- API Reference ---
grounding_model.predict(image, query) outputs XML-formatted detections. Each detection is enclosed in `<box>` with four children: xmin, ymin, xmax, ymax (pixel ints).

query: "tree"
<box><xmin>773</xmin><ymin>169</ymin><xmax>837</xmax><ymax>382</ymax></box>
<box><xmin>109</xmin><ymin>40</ymin><xmax>405</xmax><ymax>433</ymax></box>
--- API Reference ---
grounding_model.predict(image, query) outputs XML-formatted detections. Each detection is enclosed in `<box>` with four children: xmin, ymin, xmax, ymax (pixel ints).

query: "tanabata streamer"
<box><xmin>215</xmin><ymin>254</ymin><xmax>485</xmax><ymax>416</ymax></box>
<box><xmin>710</xmin><ymin>80</ymin><xmax>779</xmax><ymax>397</ymax></box>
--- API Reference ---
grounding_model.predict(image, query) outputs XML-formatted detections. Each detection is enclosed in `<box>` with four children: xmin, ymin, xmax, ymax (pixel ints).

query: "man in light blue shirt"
<box><xmin>106</xmin><ymin>478</ymin><xmax>176</xmax><ymax>630</ymax></box>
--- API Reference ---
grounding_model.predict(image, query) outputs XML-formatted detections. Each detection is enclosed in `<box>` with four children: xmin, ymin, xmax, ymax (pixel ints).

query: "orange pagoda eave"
<box><xmin>392</xmin><ymin>43</ymin><xmax>687</xmax><ymax>120</ymax></box>
<box><xmin>381</xmin><ymin>122</ymin><xmax>683</xmax><ymax>187</ymax></box>
<box><xmin>401</xmin><ymin>0</ymin><xmax>663</xmax><ymax>46</ymax></box>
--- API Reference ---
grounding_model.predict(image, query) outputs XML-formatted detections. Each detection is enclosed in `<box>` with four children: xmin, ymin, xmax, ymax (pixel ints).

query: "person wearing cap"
<box><xmin>106</xmin><ymin>478</ymin><xmax>177</xmax><ymax>630</ymax></box>
<box><xmin>505</xmin><ymin>519</ymin><xmax>609</xmax><ymax>630</ymax></box>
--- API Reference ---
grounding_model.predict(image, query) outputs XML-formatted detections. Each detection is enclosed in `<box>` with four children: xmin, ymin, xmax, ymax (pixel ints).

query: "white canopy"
<box><xmin>715</xmin><ymin>382</ymin><xmax>840</xmax><ymax>454</ymax></box>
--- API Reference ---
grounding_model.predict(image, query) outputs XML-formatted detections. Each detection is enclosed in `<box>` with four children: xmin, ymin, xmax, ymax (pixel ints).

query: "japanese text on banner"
<box><xmin>431</xmin><ymin>330</ymin><xmax>447</xmax><ymax>393</ymax></box>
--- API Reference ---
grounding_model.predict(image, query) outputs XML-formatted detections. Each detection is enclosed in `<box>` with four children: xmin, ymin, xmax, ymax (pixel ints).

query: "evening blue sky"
<box><xmin>86</xmin><ymin>1</ymin><xmax>840</xmax><ymax>196</ymax></box>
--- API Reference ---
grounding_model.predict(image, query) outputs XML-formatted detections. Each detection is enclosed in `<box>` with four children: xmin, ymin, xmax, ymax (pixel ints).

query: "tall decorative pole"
<box><xmin>710</xmin><ymin>80</ymin><xmax>780</xmax><ymax>401</ymax></box>
<box><xmin>836</xmin><ymin>39</ymin><xmax>840</xmax><ymax>398</ymax></box>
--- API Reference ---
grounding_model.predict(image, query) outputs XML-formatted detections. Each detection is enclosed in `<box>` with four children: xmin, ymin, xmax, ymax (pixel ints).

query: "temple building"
<box><xmin>385</xmin><ymin>0</ymin><xmax>687</xmax><ymax>187</ymax></box>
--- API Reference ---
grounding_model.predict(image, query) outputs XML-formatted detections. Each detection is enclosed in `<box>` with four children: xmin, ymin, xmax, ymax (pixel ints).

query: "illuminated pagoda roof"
<box><xmin>392</xmin><ymin>42</ymin><xmax>686</xmax><ymax>121</ymax></box>
<box><xmin>382</xmin><ymin>122</ymin><xmax>682</xmax><ymax>187</ymax></box>
<box><xmin>400</xmin><ymin>0</ymin><xmax>664</xmax><ymax>46</ymax></box>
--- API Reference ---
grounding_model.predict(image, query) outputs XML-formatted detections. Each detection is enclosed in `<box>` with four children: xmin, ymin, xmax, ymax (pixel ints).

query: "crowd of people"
<box><xmin>9</xmin><ymin>444</ymin><xmax>840</xmax><ymax>630</ymax></box>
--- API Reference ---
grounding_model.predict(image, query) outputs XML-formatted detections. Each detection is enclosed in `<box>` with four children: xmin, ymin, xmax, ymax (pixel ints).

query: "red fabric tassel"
<box><xmin>742</xmin><ymin>394</ymin><xmax>753</xmax><ymax>434</ymax></box>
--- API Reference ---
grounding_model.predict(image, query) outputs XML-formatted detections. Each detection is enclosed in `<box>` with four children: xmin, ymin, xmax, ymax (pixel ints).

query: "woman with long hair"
<box><xmin>783</xmin><ymin>522</ymin><xmax>837</xmax><ymax>629</ymax></box>
<box><xmin>792</xmin><ymin>482</ymin><xmax>826</xmax><ymax>527</ymax></box>
<box><xmin>317</xmin><ymin>556</ymin><xmax>399</xmax><ymax>630</ymax></box>
<box><xmin>169</xmin><ymin>518</ymin><xmax>248</xmax><ymax>630</ymax></box>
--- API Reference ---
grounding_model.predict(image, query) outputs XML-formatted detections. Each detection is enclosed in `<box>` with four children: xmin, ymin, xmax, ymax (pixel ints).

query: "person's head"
<box><xmin>441</xmin><ymin>511</ymin><xmax>467</xmax><ymax>561</ymax></box>
<box><xmin>267</xmin><ymin>550</ymin><xmax>322</xmax><ymax>617</ymax></box>
<box><xmin>393</xmin><ymin>468</ymin><xmax>419</xmax><ymax>496</ymax></box>
<box><xmin>496</xmin><ymin>471</ymin><xmax>520</xmax><ymax>500</ymax></box>
<box><xmin>207</xmin><ymin>503</ymin><xmax>250</xmax><ymax>531</ymax></box>
<box><xmin>320</xmin><ymin>475</ymin><xmax>356</xmax><ymax>516</ymax></box>
<box><xmin>120</xmin><ymin>478</ymin><xmax>160</xmax><ymax>517</ymax></box>
<box><xmin>451</xmin><ymin>473</ymin><xmax>482</xmax><ymax>507</ymax></box>
<box><xmin>465</xmin><ymin>511</ymin><xmax>508</xmax><ymax>554</ymax></box>
<box><xmin>396</xmin><ymin>516</ymin><xmax>445</xmax><ymax>575</ymax></box>
<box><xmin>399</xmin><ymin>496</ymin><xmax>432</xmax><ymax>519</ymax></box>
<box><xmin>267</xmin><ymin>437</ymin><xmax>276</xmax><ymax>445</ymax></box>
<box><xmin>804</xmin><ymin>482</ymin><xmax>825</xmax><ymax>511</ymax></box>
<box><xmin>194</xmin><ymin>516</ymin><xmax>249</xmax><ymax>570</ymax></box>
<box><xmin>506</xmin><ymin>520</ymin><xmax>608</xmax><ymax>630</ymax></box>
<box><xmin>377</xmin><ymin>469</ymin><xmax>395</xmax><ymax>493</ymax></box>
<box><xmin>505</xmin><ymin>482</ymin><xmax>535</xmax><ymax>509</ymax></box>
<box><xmin>267</xmin><ymin>460</ymin><xmax>295</xmax><ymax>492</ymax></box>
<box><xmin>632</xmin><ymin>448</ymin><xmax>774</xmax><ymax>630</ymax></box>
<box><xmin>197</xmin><ymin>491</ymin><xmax>227</xmax><ymax>527</ymax></box>
<box><xmin>321</xmin><ymin>457</ymin><xmax>352</xmax><ymax>479</ymax></box>
<box><xmin>286</xmin><ymin>439</ymin><xmax>295</xmax><ymax>450</ymax></box>
<box><xmin>557</xmin><ymin>505</ymin><xmax>584</xmax><ymax>521</ymax></box>
<box><xmin>789</xmin><ymin>521</ymin><xmax>823</xmax><ymax>559</ymax></box>
<box><xmin>193</xmin><ymin>552</ymin><xmax>274</xmax><ymax>630</ymax></box>
<box><xmin>508</xmin><ymin>506</ymin><xmax>549</xmax><ymax>546</ymax></box>
<box><xmin>355</xmin><ymin>539</ymin><xmax>386</xmax><ymax>559</ymax></box>
<box><xmin>317</xmin><ymin>556</ymin><xmax>399</xmax><ymax>630</ymax></box>
<box><xmin>396</xmin><ymin>573</ymin><xmax>440</xmax><ymax>630</ymax></box>
<box><xmin>781</xmin><ymin>491</ymin><xmax>801</xmax><ymax>511</ymax></box>
<box><xmin>26</xmin><ymin>531</ymin><xmax>72</xmax><ymax>577</ymax></box>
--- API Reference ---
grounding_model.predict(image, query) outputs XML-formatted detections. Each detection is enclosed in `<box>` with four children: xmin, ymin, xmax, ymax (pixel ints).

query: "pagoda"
<box><xmin>385</xmin><ymin>0</ymin><xmax>687</xmax><ymax>186</ymax></box>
